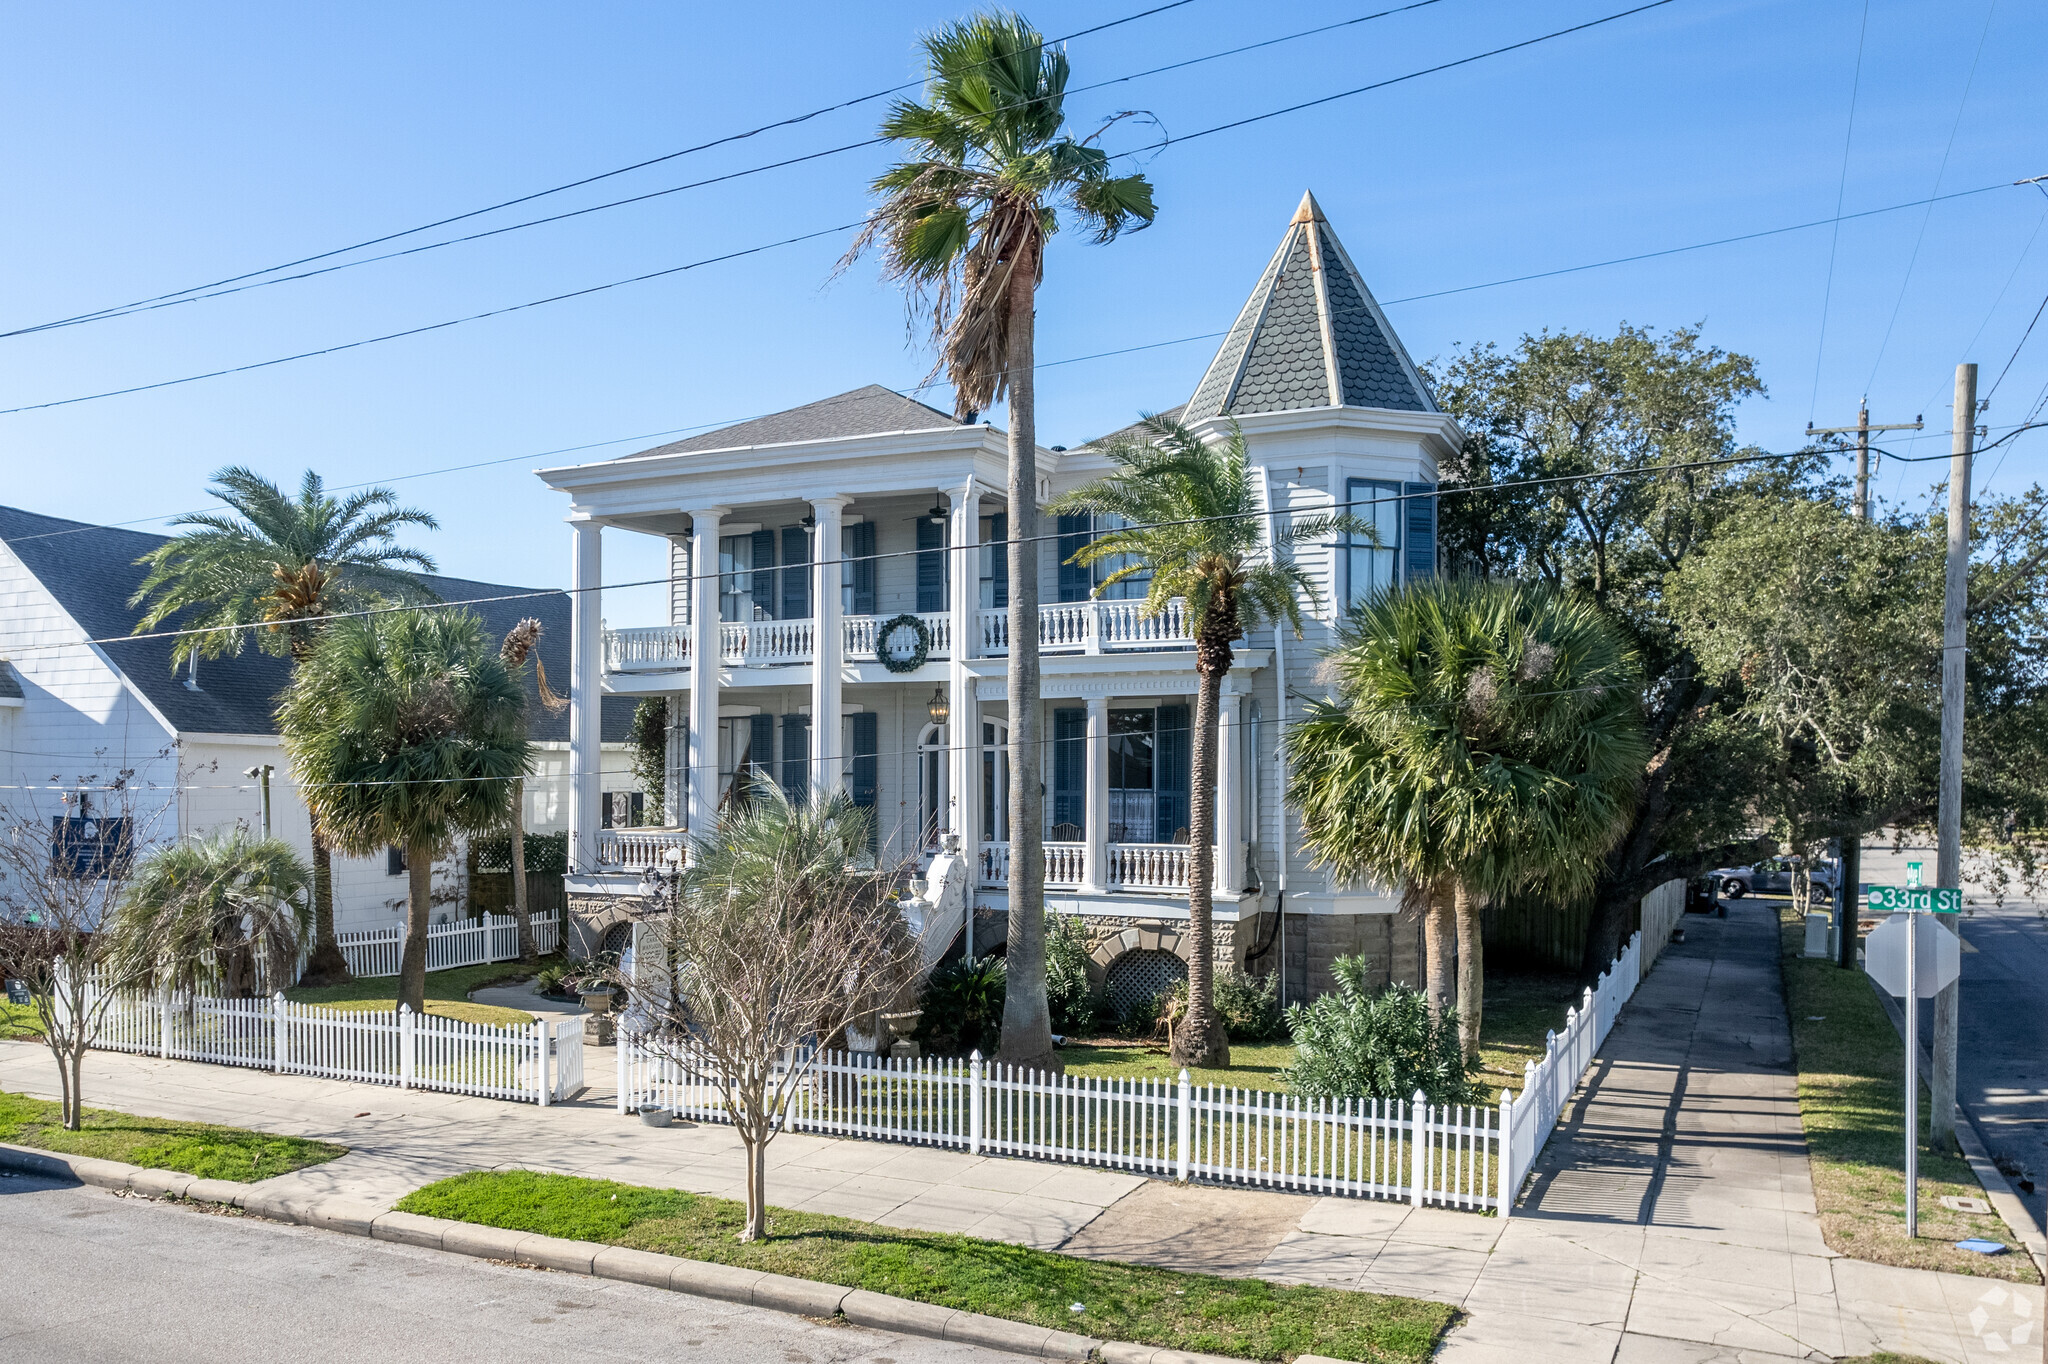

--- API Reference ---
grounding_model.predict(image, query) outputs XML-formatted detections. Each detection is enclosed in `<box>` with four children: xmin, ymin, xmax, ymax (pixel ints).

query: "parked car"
<box><xmin>1710</xmin><ymin>856</ymin><xmax>1839</xmax><ymax>900</ymax></box>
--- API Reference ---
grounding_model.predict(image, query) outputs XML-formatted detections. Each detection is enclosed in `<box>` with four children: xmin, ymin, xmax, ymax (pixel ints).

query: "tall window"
<box><xmin>915</xmin><ymin>517</ymin><xmax>947</xmax><ymax>613</ymax></box>
<box><xmin>1052</xmin><ymin>512</ymin><xmax>1150</xmax><ymax>602</ymax></box>
<box><xmin>1104</xmin><ymin>705</ymin><xmax>1191</xmax><ymax>843</ymax></box>
<box><xmin>980</xmin><ymin>718</ymin><xmax>1009</xmax><ymax>842</ymax></box>
<box><xmin>1343</xmin><ymin>478</ymin><xmax>1402</xmax><ymax>607</ymax></box>
<box><xmin>842</xmin><ymin>521</ymin><xmax>877</xmax><ymax>616</ymax></box>
<box><xmin>977</xmin><ymin>513</ymin><xmax>1008</xmax><ymax>609</ymax></box>
<box><xmin>719</xmin><ymin>534</ymin><xmax>753</xmax><ymax>622</ymax></box>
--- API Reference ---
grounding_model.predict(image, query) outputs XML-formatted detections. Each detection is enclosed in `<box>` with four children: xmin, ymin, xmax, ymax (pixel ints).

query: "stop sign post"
<box><xmin>1864</xmin><ymin>890</ymin><xmax>1963</xmax><ymax>1239</ymax></box>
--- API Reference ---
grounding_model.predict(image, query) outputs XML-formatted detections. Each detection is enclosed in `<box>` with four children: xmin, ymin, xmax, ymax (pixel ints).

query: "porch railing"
<box><xmin>597</xmin><ymin>827</ymin><xmax>688</xmax><ymax>871</ymax></box>
<box><xmin>978</xmin><ymin>840</ymin><xmax>1193</xmax><ymax>892</ymax></box>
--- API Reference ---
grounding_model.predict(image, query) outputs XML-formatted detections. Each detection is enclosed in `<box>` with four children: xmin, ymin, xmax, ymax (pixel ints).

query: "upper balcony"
<box><xmin>605</xmin><ymin>597</ymin><xmax>1192</xmax><ymax>674</ymax></box>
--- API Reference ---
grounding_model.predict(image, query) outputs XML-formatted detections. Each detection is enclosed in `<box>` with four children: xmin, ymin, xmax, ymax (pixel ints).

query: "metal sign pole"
<box><xmin>1903</xmin><ymin>900</ymin><xmax>1918</xmax><ymax>1240</ymax></box>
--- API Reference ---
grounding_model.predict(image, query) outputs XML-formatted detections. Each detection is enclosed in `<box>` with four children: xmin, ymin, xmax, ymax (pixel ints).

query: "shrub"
<box><xmin>918</xmin><ymin>955</ymin><xmax>1006</xmax><ymax>1055</ymax></box>
<box><xmin>1045</xmin><ymin>914</ymin><xmax>1094</xmax><ymax>1034</ymax></box>
<box><xmin>1215</xmin><ymin>967</ymin><xmax>1282</xmax><ymax>1042</ymax></box>
<box><xmin>1282</xmin><ymin>956</ymin><xmax>1480</xmax><ymax>1105</ymax></box>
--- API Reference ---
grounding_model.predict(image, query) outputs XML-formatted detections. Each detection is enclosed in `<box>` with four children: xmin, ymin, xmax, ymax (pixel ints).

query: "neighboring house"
<box><xmin>0</xmin><ymin>505</ymin><xmax>639</xmax><ymax>935</ymax></box>
<box><xmin>541</xmin><ymin>192</ymin><xmax>1464</xmax><ymax>1004</ymax></box>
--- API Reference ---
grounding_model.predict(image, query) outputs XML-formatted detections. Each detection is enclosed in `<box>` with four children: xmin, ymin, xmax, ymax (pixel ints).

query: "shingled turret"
<box><xmin>1184</xmin><ymin>191</ymin><xmax>1435</xmax><ymax>421</ymax></box>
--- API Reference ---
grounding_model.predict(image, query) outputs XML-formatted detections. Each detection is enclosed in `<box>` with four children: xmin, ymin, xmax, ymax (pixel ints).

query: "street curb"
<box><xmin>0</xmin><ymin>1143</ymin><xmax>1255</xmax><ymax>1364</ymax></box>
<box><xmin>1869</xmin><ymin>979</ymin><xmax>2048</xmax><ymax>1273</ymax></box>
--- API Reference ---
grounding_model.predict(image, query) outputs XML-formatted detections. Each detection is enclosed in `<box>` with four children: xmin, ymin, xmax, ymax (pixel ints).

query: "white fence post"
<box><xmin>535</xmin><ymin>1018</ymin><xmax>550</xmax><ymax>1107</ymax></box>
<box><xmin>969</xmin><ymin>1050</ymin><xmax>985</xmax><ymax>1155</ymax></box>
<box><xmin>616</xmin><ymin>1032</ymin><xmax>629</xmax><ymax>1115</ymax></box>
<box><xmin>157</xmin><ymin>982</ymin><xmax>172</xmax><ymax>1060</ymax></box>
<box><xmin>1410</xmin><ymin>1090</ymin><xmax>1427</xmax><ymax>1208</ymax></box>
<box><xmin>399</xmin><ymin>1005</ymin><xmax>414</xmax><ymax>1090</ymax></box>
<box><xmin>1497</xmin><ymin>1089</ymin><xmax>1515</xmax><ymax>1216</ymax></box>
<box><xmin>1175</xmin><ymin>1070</ymin><xmax>1192</xmax><ymax>1183</ymax></box>
<box><xmin>272</xmin><ymin>992</ymin><xmax>286</xmax><ymax>1074</ymax></box>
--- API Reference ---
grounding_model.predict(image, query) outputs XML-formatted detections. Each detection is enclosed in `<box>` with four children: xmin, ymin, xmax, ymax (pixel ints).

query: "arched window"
<box><xmin>981</xmin><ymin>717</ymin><xmax>1010</xmax><ymax>843</ymax></box>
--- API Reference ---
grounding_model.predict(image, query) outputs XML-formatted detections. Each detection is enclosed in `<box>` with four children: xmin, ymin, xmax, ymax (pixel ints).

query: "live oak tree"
<box><xmin>849</xmin><ymin>10</ymin><xmax>1155</xmax><ymax>1073</ymax></box>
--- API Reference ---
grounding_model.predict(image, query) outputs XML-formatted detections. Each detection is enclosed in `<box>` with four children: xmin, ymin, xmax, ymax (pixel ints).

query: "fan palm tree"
<box><xmin>107</xmin><ymin>830</ymin><xmax>313</xmax><ymax>998</ymax></box>
<box><xmin>499</xmin><ymin>618</ymin><xmax>567</xmax><ymax>962</ymax></box>
<box><xmin>131</xmin><ymin>467</ymin><xmax>438</xmax><ymax>985</ymax></box>
<box><xmin>848</xmin><ymin>9</ymin><xmax>1155</xmax><ymax>1073</ymax></box>
<box><xmin>1287</xmin><ymin>577</ymin><xmax>1647</xmax><ymax>1059</ymax></box>
<box><xmin>278</xmin><ymin>609</ymin><xmax>528</xmax><ymax>1014</ymax></box>
<box><xmin>1051</xmin><ymin>415</ymin><xmax>1359</xmax><ymax>1067</ymax></box>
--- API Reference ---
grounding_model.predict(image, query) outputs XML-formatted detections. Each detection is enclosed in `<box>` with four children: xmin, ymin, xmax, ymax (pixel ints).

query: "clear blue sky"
<box><xmin>6</xmin><ymin>0</ymin><xmax>2045</xmax><ymax>626</ymax></box>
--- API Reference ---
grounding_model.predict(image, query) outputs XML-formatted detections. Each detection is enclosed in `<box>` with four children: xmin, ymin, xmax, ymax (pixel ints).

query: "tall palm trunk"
<box><xmin>1425</xmin><ymin>880</ymin><xmax>1456</xmax><ymax>1021</ymax></box>
<box><xmin>998</xmin><ymin>235</ymin><xmax>1057</xmax><ymax>1074</ymax></box>
<box><xmin>1173</xmin><ymin>611</ymin><xmax>1232</xmax><ymax>1067</ymax></box>
<box><xmin>299</xmin><ymin>835</ymin><xmax>352</xmax><ymax>985</ymax></box>
<box><xmin>510</xmin><ymin>777</ymin><xmax>536</xmax><ymax>962</ymax></box>
<box><xmin>1453</xmin><ymin>878</ymin><xmax>1484</xmax><ymax>1062</ymax></box>
<box><xmin>397</xmin><ymin>841</ymin><xmax>433</xmax><ymax>1014</ymax></box>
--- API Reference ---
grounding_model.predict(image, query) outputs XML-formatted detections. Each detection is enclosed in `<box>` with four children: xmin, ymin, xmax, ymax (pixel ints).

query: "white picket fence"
<box><xmin>617</xmin><ymin>1042</ymin><xmax>1504</xmax><ymax>1210</ymax></box>
<box><xmin>85</xmin><ymin>983</ymin><xmax>584</xmax><ymax>1105</ymax></box>
<box><xmin>334</xmin><ymin>910</ymin><xmax>561</xmax><ymax>979</ymax></box>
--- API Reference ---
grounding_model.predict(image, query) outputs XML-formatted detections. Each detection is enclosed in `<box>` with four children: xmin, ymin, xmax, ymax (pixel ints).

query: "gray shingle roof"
<box><xmin>0</xmin><ymin>505</ymin><xmax>634</xmax><ymax>743</ymax></box>
<box><xmin>1185</xmin><ymin>192</ymin><xmax>1435</xmax><ymax>421</ymax></box>
<box><xmin>622</xmin><ymin>385</ymin><xmax>970</xmax><ymax>459</ymax></box>
<box><xmin>1078</xmin><ymin>404</ymin><xmax>1189</xmax><ymax>451</ymax></box>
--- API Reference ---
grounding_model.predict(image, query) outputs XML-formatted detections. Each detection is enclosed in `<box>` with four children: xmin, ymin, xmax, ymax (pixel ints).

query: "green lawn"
<box><xmin>285</xmin><ymin>958</ymin><xmax>556</xmax><ymax>1028</ymax></box>
<box><xmin>0</xmin><ymin>1090</ymin><xmax>345</xmax><ymax>1181</ymax></box>
<box><xmin>400</xmin><ymin>1170</ymin><xmax>1453</xmax><ymax>1362</ymax></box>
<box><xmin>2</xmin><ymin>999</ymin><xmax>41</xmax><ymax>1040</ymax></box>
<box><xmin>1779</xmin><ymin>909</ymin><xmax>2038</xmax><ymax>1283</ymax></box>
<box><xmin>1060</xmin><ymin>1039</ymin><xmax>1297</xmax><ymax>1092</ymax></box>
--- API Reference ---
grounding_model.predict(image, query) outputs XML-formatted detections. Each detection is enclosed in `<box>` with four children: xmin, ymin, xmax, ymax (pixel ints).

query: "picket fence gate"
<box><xmin>333</xmin><ymin>910</ymin><xmax>562</xmax><ymax>980</ymax></box>
<box><xmin>85</xmin><ymin>983</ymin><xmax>583</xmax><ymax>1105</ymax></box>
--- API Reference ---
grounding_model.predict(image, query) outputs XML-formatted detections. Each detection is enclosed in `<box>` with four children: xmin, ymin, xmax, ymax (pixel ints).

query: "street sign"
<box><xmin>1866</xmin><ymin>912</ymin><xmax>1961</xmax><ymax>998</ymax></box>
<box><xmin>1868</xmin><ymin>885</ymin><xmax>1962</xmax><ymax>914</ymax></box>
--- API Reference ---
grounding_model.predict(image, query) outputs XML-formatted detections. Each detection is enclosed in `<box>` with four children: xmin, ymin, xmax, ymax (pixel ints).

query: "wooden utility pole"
<box><xmin>1931</xmin><ymin>363</ymin><xmax>1976</xmax><ymax>1146</ymax></box>
<box><xmin>1808</xmin><ymin>403</ymin><xmax>1922</xmax><ymax>522</ymax></box>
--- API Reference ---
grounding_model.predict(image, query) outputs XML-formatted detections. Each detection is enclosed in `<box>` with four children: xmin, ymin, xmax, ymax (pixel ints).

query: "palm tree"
<box><xmin>131</xmin><ymin>467</ymin><xmax>438</xmax><ymax>985</ymax></box>
<box><xmin>1287</xmin><ymin>577</ymin><xmax>1647</xmax><ymax>1059</ymax></box>
<box><xmin>107</xmin><ymin>830</ymin><xmax>313</xmax><ymax>998</ymax></box>
<box><xmin>499</xmin><ymin>618</ymin><xmax>567</xmax><ymax>962</ymax></box>
<box><xmin>1051</xmin><ymin>415</ymin><xmax>1355</xmax><ymax>1067</ymax></box>
<box><xmin>849</xmin><ymin>10</ymin><xmax>1155</xmax><ymax>1073</ymax></box>
<box><xmin>277</xmin><ymin>609</ymin><xmax>528</xmax><ymax>1014</ymax></box>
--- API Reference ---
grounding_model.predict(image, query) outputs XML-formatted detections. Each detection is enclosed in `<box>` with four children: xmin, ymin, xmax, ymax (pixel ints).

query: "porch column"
<box><xmin>663</xmin><ymin>693</ymin><xmax>686</xmax><ymax>824</ymax></box>
<box><xmin>567</xmin><ymin>517</ymin><xmax>603</xmax><ymax>873</ymax></box>
<box><xmin>1082</xmin><ymin>692</ymin><xmax>1110</xmax><ymax>894</ymax></box>
<box><xmin>810</xmin><ymin>495</ymin><xmax>851</xmax><ymax>797</ymax></box>
<box><xmin>952</xmin><ymin>680</ymin><xmax>981</xmax><ymax>863</ymax></box>
<box><xmin>946</xmin><ymin>479</ymin><xmax>981</xmax><ymax>852</ymax></box>
<box><xmin>1215</xmin><ymin>689</ymin><xmax>1245</xmax><ymax>894</ymax></box>
<box><xmin>686</xmin><ymin>506</ymin><xmax>728</xmax><ymax>836</ymax></box>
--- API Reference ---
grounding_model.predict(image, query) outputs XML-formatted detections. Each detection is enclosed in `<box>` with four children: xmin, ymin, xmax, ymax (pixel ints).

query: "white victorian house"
<box><xmin>546</xmin><ymin>193</ymin><xmax>1462</xmax><ymax>1005</ymax></box>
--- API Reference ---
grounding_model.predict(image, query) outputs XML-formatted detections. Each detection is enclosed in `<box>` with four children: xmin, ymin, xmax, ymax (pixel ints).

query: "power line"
<box><xmin>5</xmin><ymin>1</ymin><xmax>1457</xmax><ymax>341</ymax></box>
<box><xmin>4</xmin><ymin>0</ymin><xmax>1206</xmax><ymax>339</ymax></box>
<box><xmin>3</xmin><ymin>171</ymin><xmax>2024</xmax><ymax>422</ymax></box>
<box><xmin>1806</xmin><ymin>0</ymin><xmax>1870</xmax><ymax>426</ymax></box>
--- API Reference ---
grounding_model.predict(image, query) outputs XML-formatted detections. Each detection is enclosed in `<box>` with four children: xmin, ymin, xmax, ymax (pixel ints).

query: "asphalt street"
<box><xmin>0</xmin><ymin>1172</ymin><xmax>1020</xmax><ymax>1364</ymax></box>
<box><xmin>1946</xmin><ymin>901</ymin><xmax>2048</xmax><ymax>1237</ymax></box>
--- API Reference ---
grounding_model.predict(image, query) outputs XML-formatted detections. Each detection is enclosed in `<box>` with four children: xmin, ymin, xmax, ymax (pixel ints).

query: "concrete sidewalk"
<box><xmin>4</xmin><ymin>902</ymin><xmax>2037</xmax><ymax>1363</ymax></box>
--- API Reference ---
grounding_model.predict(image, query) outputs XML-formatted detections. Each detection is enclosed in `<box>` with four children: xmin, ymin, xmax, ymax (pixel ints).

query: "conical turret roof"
<box><xmin>1185</xmin><ymin>191</ymin><xmax>1435</xmax><ymax>421</ymax></box>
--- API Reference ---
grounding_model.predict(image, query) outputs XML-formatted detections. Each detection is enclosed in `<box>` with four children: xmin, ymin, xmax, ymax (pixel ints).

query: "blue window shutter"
<box><xmin>847</xmin><ymin>522</ymin><xmax>877</xmax><ymax>615</ymax></box>
<box><xmin>747</xmin><ymin>713</ymin><xmax>774</xmax><ymax>798</ymax></box>
<box><xmin>1153</xmin><ymin>704</ymin><xmax>1190</xmax><ymax>843</ymax></box>
<box><xmin>916</xmin><ymin>518</ymin><xmax>946</xmax><ymax>613</ymax></box>
<box><xmin>851</xmin><ymin>711</ymin><xmax>879</xmax><ymax>851</ymax></box>
<box><xmin>1404</xmin><ymin>483</ymin><xmax>1437</xmax><ymax>580</ymax></box>
<box><xmin>779</xmin><ymin>713</ymin><xmax>810</xmax><ymax>803</ymax></box>
<box><xmin>988</xmin><ymin>513</ymin><xmax>1008</xmax><ymax>610</ymax></box>
<box><xmin>1057</xmin><ymin>514</ymin><xmax>1092</xmax><ymax>602</ymax></box>
<box><xmin>1051</xmin><ymin>708</ymin><xmax>1087</xmax><ymax>831</ymax></box>
<box><xmin>750</xmin><ymin>529</ymin><xmax>775</xmax><ymax>616</ymax></box>
<box><xmin>780</xmin><ymin>525</ymin><xmax>810</xmax><ymax>620</ymax></box>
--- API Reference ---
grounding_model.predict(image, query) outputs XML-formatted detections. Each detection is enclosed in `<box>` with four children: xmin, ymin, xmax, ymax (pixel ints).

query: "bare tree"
<box><xmin>0</xmin><ymin>784</ymin><xmax>157</xmax><ymax>1130</ymax></box>
<box><xmin>606</xmin><ymin>789</ymin><xmax>919</xmax><ymax>1242</ymax></box>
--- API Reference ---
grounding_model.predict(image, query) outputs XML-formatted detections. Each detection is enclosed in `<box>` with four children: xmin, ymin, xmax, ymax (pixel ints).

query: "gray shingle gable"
<box><xmin>1184</xmin><ymin>192</ymin><xmax>1435</xmax><ymax>420</ymax></box>
<box><xmin>622</xmin><ymin>384</ymin><xmax>969</xmax><ymax>459</ymax></box>
<box><xmin>0</xmin><ymin>505</ymin><xmax>633</xmax><ymax>744</ymax></box>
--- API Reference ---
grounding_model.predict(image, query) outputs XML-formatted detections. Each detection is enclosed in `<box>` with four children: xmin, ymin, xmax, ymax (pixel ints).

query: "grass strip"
<box><xmin>0</xmin><ymin>1089</ymin><xmax>345</xmax><ymax>1181</ymax></box>
<box><xmin>1779</xmin><ymin>909</ymin><xmax>2038</xmax><ymax>1283</ymax></box>
<box><xmin>399</xmin><ymin>1169</ymin><xmax>1454</xmax><ymax>1362</ymax></box>
<box><xmin>286</xmin><ymin>958</ymin><xmax>555</xmax><ymax>1027</ymax></box>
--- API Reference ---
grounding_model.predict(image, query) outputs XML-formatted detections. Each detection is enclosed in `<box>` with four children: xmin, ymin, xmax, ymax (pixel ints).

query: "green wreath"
<box><xmin>874</xmin><ymin>613</ymin><xmax>932</xmax><ymax>673</ymax></box>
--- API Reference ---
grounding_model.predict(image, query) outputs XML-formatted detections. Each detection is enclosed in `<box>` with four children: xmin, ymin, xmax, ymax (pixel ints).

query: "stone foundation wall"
<box><xmin>565</xmin><ymin>893</ymin><xmax>653</xmax><ymax>960</ymax></box>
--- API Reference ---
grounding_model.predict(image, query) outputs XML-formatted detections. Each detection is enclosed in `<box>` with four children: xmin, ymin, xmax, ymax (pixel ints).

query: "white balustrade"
<box><xmin>597</xmin><ymin>827</ymin><xmax>689</xmax><ymax>871</ymax></box>
<box><xmin>603</xmin><ymin>626</ymin><xmax>691</xmax><ymax>672</ymax></box>
<box><xmin>1097</xmin><ymin>597</ymin><xmax>1191</xmax><ymax>649</ymax></box>
<box><xmin>1037</xmin><ymin>602</ymin><xmax>1095</xmax><ymax>650</ymax></box>
<box><xmin>1043</xmin><ymin>842</ymin><xmax>1086</xmax><ymax>887</ymax></box>
<box><xmin>978</xmin><ymin>840</ymin><xmax>1011</xmax><ymax>888</ymax></box>
<box><xmin>1108</xmin><ymin>843</ymin><xmax>1194</xmax><ymax>890</ymax></box>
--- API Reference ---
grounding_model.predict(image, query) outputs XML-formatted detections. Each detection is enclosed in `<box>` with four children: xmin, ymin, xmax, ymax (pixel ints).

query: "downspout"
<box><xmin>1262</xmin><ymin>467</ymin><xmax>1291</xmax><ymax>1012</ymax></box>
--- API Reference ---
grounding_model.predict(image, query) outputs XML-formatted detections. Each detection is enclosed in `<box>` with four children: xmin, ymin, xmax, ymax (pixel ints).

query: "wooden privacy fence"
<box><xmin>83</xmin><ymin>983</ymin><xmax>583</xmax><ymax>1105</ymax></box>
<box><xmin>333</xmin><ymin>910</ymin><xmax>562</xmax><ymax>980</ymax></box>
<box><xmin>617</xmin><ymin>1042</ymin><xmax>1503</xmax><ymax>1211</ymax></box>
